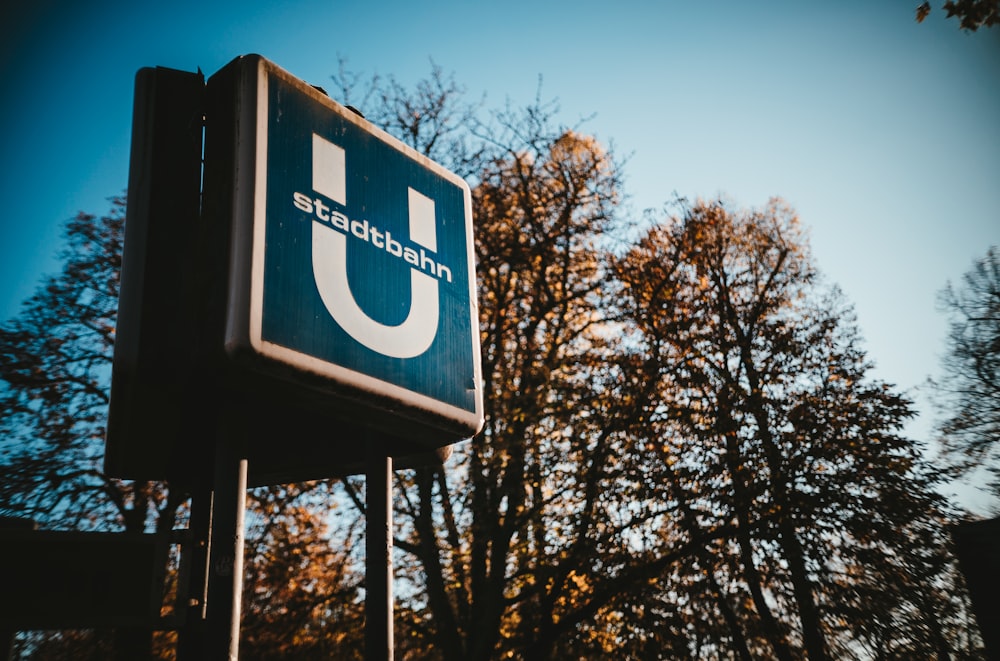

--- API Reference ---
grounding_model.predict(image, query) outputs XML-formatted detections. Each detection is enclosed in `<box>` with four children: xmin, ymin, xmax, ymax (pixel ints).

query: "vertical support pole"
<box><xmin>175</xmin><ymin>485</ymin><xmax>212</xmax><ymax>660</ymax></box>
<box><xmin>366</xmin><ymin>441</ymin><xmax>394</xmax><ymax>661</ymax></box>
<box><xmin>205</xmin><ymin>418</ymin><xmax>248</xmax><ymax>661</ymax></box>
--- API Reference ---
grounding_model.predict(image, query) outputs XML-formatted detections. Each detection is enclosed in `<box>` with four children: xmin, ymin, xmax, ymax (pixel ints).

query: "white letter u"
<box><xmin>310</xmin><ymin>134</ymin><xmax>439</xmax><ymax>359</ymax></box>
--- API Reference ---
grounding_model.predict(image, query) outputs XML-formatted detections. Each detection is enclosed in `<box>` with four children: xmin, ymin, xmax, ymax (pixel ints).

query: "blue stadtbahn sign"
<box><xmin>226</xmin><ymin>56</ymin><xmax>483</xmax><ymax>441</ymax></box>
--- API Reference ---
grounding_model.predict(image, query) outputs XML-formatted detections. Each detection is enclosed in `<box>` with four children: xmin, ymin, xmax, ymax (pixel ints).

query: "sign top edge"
<box><xmin>233</xmin><ymin>53</ymin><xmax>471</xmax><ymax>193</ymax></box>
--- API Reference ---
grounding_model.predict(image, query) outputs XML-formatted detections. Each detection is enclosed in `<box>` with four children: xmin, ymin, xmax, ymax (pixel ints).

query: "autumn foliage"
<box><xmin>0</xmin><ymin>67</ymin><xmax>987</xmax><ymax>659</ymax></box>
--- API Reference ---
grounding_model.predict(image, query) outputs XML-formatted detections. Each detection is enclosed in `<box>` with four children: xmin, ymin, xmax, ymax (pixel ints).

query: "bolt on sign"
<box><xmin>211</xmin><ymin>55</ymin><xmax>483</xmax><ymax>456</ymax></box>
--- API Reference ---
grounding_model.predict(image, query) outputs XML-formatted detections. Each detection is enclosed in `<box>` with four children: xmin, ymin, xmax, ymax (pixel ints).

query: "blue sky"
<box><xmin>2</xmin><ymin>1</ymin><xmax>998</xmax><ymax>510</ymax></box>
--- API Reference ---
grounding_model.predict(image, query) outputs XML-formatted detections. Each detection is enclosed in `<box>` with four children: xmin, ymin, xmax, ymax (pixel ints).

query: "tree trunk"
<box><xmin>708</xmin><ymin>569</ymin><xmax>754</xmax><ymax>661</ymax></box>
<box><xmin>414</xmin><ymin>467</ymin><xmax>465</xmax><ymax>660</ymax></box>
<box><xmin>720</xmin><ymin>412</ymin><xmax>795</xmax><ymax>661</ymax></box>
<box><xmin>779</xmin><ymin>520</ymin><xmax>828</xmax><ymax>661</ymax></box>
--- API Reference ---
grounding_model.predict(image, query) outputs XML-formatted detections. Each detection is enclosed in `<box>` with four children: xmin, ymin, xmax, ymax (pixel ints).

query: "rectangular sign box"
<box><xmin>210</xmin><ymin>55</ymin><xmax>483</xmax><ymax>448</ymax></box>
<box><xmin>0</xmin><ymin>530</ymin><xmax>160</xmax><ymax>629</ymax></box>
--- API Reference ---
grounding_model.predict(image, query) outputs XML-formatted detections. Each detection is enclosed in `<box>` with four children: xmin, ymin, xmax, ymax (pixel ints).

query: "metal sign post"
<box><xmin>205</xmin><ymin>412</ymin><xmax>249</xmax><ymax>661</ymax></box>
<box><xmin>175</xmin><ymin>485</ymin><xmax>212</xmax><ymax>660</ymax></box>
<box><xmin>366</xmin><ymin>441</ymin><xmax>394</xmax><ymax>661</ymax></box>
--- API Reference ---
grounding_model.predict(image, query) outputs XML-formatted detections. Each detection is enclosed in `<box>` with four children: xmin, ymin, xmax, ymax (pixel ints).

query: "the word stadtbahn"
<box><xmin>291</xmin><ymin>192</ymin><xmax>453</xmax><ymax>284</ymax></box>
